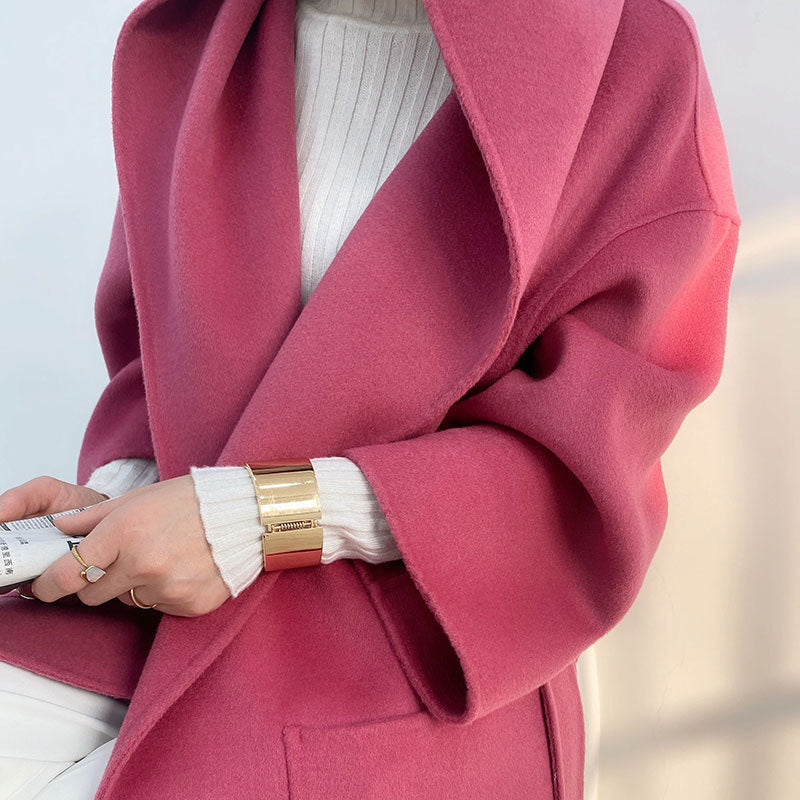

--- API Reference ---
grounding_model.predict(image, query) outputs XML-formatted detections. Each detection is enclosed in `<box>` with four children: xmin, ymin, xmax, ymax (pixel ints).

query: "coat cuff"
<box><xmin>340</xmin><ymin>211</ymin><xmax>740</xmax><ymax>725</ymax></box>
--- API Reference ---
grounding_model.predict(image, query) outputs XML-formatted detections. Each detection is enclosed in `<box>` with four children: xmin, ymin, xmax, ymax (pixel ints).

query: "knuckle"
<box><xmin>76</xmin><ymin>589</ymin><xmax>105</xmax><ymax>607</ymax></box>
<box><xmin>25</xmin><ymin>475</ymin><xmax>71</xmax><ymax>508</ymax></box>
<box><xmin>30</xmin><ymin>475</ymin><xmax>59</xmax><ymax>492</ymax></box>
<box><xmin>136</xmin><ymin>558</ymin><xmax>166</xmax><ymax>580</ymax></box>
<box><xmin>51</xmin><ymin>561</ymin><xmax>79</xmax><ymax>593</ymax></box>
<box><xmin>130</xmin><ymin>546</ymin><xmax>165</xmax><ymax>579</ymax></box>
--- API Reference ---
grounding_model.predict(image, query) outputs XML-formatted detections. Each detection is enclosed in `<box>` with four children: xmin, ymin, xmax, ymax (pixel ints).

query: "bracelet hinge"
<box><xmin>245</xmin><ymin>460</ymin><xmax>323</xmax><ymax>572</ymax></box>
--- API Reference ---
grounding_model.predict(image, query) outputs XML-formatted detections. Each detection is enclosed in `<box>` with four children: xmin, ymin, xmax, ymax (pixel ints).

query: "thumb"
<box><xmin>0</xmin><ymin>475</ymin><xmax>84</xmax><ymax>523</ymax></box>
<box><xmin>52</xmin><ymin>497</ymin><xmax>119</xmax><ymax>535</ymax></box>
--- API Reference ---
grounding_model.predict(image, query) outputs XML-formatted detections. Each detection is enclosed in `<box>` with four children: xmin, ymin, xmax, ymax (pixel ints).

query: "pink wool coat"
<box><xmin>0</xmin><ymin>0</ymin><xmax>740</xmax><ymax>797</ymax></box>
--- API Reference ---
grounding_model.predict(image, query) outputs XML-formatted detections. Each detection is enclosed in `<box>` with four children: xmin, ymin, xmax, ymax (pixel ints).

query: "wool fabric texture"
<box><xmin>0</xmin><ymin>0</ymin><xmax>740</xmax><ymax>798</ymax></box>
<box><xmin>82</xmin><ymin>0</ymin><xmax>450</xmax><ymax>598</ymax></box>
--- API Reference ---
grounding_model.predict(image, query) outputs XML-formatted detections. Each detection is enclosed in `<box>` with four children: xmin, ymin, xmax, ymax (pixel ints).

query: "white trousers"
<box><xmin>0</xmin><ymin>660</ymin><xmax>127</xmax><ymax>800</ymax></box>
<box><xmin>0</xmin><ymin>652</ymin><xmax>600</xmax><ymax>800</ymax></box>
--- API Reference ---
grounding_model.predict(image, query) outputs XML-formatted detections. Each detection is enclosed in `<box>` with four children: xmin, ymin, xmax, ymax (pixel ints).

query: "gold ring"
<box><xmin>129</xmin><ymin>587</ymin><xmax>158</xmax><ymax>610</ymax></box>
<box><xmin>68</xmin><ymin>542</ymin><xmax>107</xmax><ymax>583</ymax></box>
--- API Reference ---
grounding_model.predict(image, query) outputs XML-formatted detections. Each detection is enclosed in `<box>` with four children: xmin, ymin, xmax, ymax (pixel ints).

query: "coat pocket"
<box><xmin>282</xmin><ymin>688</ymin><xmax>557</xmax><ymax>800</ymax></box>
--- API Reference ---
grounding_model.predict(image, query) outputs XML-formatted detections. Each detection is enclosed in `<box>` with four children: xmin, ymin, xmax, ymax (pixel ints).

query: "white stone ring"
<box><xmin>68</xmin><ymin>541</ymin><xmax>107</xmax><ymax>583</ymax></box>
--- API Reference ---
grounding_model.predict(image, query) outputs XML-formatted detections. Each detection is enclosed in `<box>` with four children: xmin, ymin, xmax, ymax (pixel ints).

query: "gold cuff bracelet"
<box><xmin>243</xmin><ymin>459</ymin><xmax>323</xmax><ymax>572</ymax></box>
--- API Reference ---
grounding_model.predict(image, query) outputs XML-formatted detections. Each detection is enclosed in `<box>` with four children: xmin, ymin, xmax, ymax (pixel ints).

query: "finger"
<box><xmin>116</xmin><ymin>591</ymin><xmax>161</xmax><ymax>609</ymax></box>
<box><xmin>116</xmin><ymin>585</ymin><xmax>162</xmax><ymax>610</ymax></box>
<box><xmin>75</xmin><ymin>558</ymin><xmax>141</xmax><ymax>607</ymax></box>
<box><xmin>1</xmin><ymin>583</ymin><xmax>36</xmax><ymax>598</ymax></box>
<box><xmin>115</xmin><ymin>591</ymin><xmax>190</xmax><ymax>617</ymax></box>
<box><xmin>16</xmin><ymin>585</ymin><xmax>37</xmax><ymax>600</ymax></box>
<box><xmin>51</xmin><ymin>497</ymin><xmax>119</xmax><ymax>535</ymax></box>
<box><xmin>117</xmin><ymin>588</ymin><xmax>185</xmax><ymax>615</ymax></box>
<box><xmin>0</xmin><ymin>476</ymin><xmax>73</xmax><ymax>523</ymax></box>
<box><xmin>0</xmin><ymin>583</ymin><xmax>80</xmax><ymax>604</ymax></box>
<box><xmin>30</xmin><ymin>522</ymin><xmax>122</xmax><ymax>603</ymax></box>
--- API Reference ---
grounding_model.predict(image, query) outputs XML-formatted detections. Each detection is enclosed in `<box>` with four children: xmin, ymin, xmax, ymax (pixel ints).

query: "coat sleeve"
<box><xmin>341</xmin><ymin>206</ymin><xmax>740</xmax><ymax>724</ymax></box>
<box><xmin>76</xmin><ymin>195</ymin><xmax>157</xmax><ymax>485</ymax></box>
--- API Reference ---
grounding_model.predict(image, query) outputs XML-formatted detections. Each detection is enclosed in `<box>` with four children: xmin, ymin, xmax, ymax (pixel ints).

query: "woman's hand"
<box><xmin>0</xmin><ymin>476</ymin><xmax>110</xmax><ymax>598</ymax></box>
<box><xmin>28</xmin><ymin>476</ymin><xmax>232</xmax><ymax>617</ymax></box>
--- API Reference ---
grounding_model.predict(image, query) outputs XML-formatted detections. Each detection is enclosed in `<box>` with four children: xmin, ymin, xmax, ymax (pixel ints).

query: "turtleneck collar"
<box><xmin>298</xmin><ymin>0</ymin><xmax>430</xmax><ymax>26</ymax></box>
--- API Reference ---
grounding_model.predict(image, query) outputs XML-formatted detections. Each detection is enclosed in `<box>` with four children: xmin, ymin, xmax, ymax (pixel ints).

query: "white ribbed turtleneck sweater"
<box><xmin>84</xmin><ymin>0</ymin><xmax>453</xmax><ymax>598</ymax></box>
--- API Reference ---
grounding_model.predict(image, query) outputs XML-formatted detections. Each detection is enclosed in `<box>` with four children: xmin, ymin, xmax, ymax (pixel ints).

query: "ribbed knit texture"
<box><xmin>189</xmin><ymin>459</ymin><xmax>401</xmax><ymax>597</ymax></box>
<box><xmin>309</xmin><ymin>456</ymin><xmax>401</xmax><ymax>564</ymax></box>
<box><xmin>83</xmin><ymin>0</ymin><xmax>451</xmax><ymax>599</ymax></box>
<box><xmin>83</xmin><ymin>458</ymin><xmax>159</xmax><ymax>499</ymax></box>
<box><xmin>295</xmin><ymin>0</ymin><xmax>452</xmax><ymax>305</ymax></box>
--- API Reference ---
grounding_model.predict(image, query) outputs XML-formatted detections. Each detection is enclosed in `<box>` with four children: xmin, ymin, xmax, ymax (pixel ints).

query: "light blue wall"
<box><xmin>1</xmin><ymin>2</ymin><xmax>135</xmax><ymax>488</ymax></box>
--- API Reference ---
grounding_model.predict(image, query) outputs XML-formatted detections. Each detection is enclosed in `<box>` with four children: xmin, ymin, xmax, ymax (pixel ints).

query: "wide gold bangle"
<box><xmin>243</xmin><ymin>458</ymin><xmax>323</xmax><ymax>572</ymax></box>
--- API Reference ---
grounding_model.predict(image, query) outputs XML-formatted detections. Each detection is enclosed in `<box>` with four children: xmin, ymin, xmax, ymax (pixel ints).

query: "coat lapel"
<box><xmin>98</xmin><ymin>0</ymin><xmax>624</xmax><ymax>793</ymax></box>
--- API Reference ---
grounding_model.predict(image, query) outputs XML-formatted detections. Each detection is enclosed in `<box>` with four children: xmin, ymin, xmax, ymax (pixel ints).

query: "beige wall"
<box><xmin>595</xmin><ymin>210</ymin><xmax>800</xmax><ymax>798</ymax></box>
<box><xmin>594</xmin><ymin>2</ymin><xmax>799</xmax><ymax>796</ymax></box>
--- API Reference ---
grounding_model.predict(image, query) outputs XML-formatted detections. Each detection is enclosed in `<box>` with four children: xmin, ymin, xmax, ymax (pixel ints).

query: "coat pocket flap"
<box><xmin>282</xmin><ymin>689</ymin><xmax>556</xmax><ymax>799</ymax></box>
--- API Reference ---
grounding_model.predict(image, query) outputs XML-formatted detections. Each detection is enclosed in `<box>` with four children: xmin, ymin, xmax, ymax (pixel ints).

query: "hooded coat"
<box><xmin>0</xmin><ymin>0</ymin><xmax>740</xmax><ymax>797</ymax></box>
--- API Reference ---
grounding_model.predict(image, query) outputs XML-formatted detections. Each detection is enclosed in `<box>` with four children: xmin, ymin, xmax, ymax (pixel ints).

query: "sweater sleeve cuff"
<box><xmin>189</xmin><ymin>458</ymin><xmax>402</xmax><ymax>597</ymax></box>
<box><xmin>310</xmin><ymin>456</ymin><xmax>401</xmax><ymax>564</ymax></box>
<box><xmin>189</xmin><ymin>466</ymin><xmax>264</xmax><ymax>598</ymax></box>
<box><xmin>83</xmin><ymin>458</ymin><xmax>159</xmax><ymax>499</ymax></box>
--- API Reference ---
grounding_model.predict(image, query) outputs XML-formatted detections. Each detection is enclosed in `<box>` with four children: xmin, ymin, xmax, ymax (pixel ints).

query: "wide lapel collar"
<box><xmin>212</xmin><ymin>0</ymin><xmax>628</xmax><ymax>466</ymax></box>
<box><xmin>112</xmin><ymin>0</ymin><xmax>304</xmax><ymax>482</ymax></box>
<box><xmin>97</xmin><ymin>1</ymin><xmax>624</xmax><ymax>796</ymax></box>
